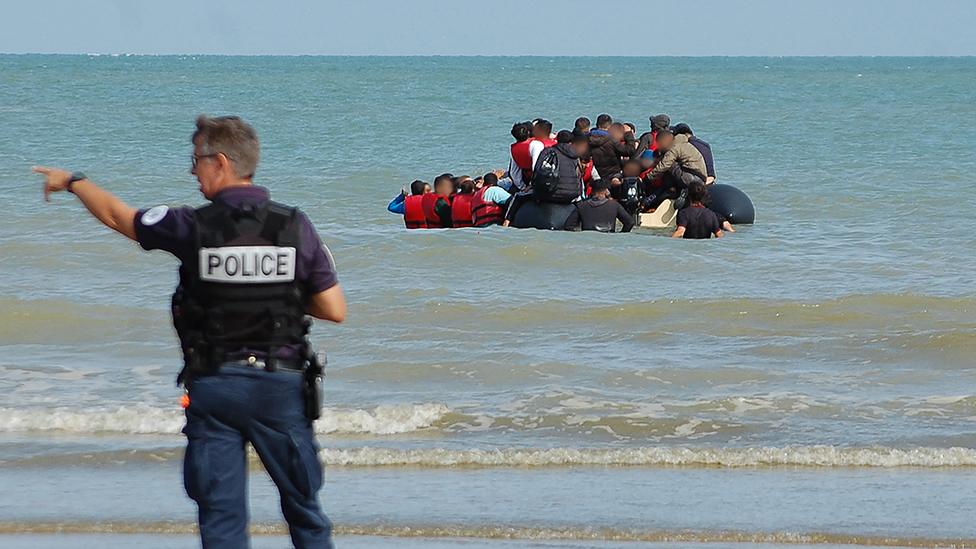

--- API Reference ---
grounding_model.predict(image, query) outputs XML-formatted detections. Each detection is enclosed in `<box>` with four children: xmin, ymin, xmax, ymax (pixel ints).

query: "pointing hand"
<box><xmin>32</xmin><ymin>166</ymin><xmax>72</xmax><ymax>202</ymax></box>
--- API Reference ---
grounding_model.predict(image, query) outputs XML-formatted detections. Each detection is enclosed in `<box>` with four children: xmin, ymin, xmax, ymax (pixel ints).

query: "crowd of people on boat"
<box><xmin>388</xmin><ymin>113</ymin><xmax>732</xmax><ymax>238</ymax></box>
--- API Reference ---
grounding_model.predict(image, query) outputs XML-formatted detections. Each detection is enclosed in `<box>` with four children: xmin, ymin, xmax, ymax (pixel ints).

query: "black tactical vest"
<box><xmin>172</xmin><ymin>200</ymin><xmax>310</xmax><ymax>382</ymax></box>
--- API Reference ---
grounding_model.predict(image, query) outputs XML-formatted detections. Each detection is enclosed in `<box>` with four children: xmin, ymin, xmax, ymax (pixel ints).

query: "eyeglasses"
<box><xmin>191</xmin><ymin>153</ymin><xmax>220</xmax><ymax>168</ymax></box>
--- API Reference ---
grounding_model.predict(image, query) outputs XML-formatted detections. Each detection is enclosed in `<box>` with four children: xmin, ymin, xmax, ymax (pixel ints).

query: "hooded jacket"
<box><xmin>588</xmin><ymin>131</ymin><xmax>637</xmax><ymax>179</ymax></box>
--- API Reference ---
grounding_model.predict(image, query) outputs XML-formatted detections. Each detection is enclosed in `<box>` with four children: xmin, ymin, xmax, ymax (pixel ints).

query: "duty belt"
<box><xmin>223</xmin><ymin>355</ymin><xmax>304</xmax><ymax>373</ymax></box>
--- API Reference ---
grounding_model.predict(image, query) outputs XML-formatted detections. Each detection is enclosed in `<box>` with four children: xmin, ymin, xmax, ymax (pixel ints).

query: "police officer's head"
<box><xmin>191</xmin><ymin>115</ymin><xmax>260</xmax><ymax>199</ymax></box>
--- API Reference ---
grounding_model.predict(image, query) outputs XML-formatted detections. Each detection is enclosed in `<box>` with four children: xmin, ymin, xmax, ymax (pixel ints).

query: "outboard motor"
<box><xmin>619</xmin><ymin>176</ymin><xmax>643</xmax><ymax>217</ymax></box>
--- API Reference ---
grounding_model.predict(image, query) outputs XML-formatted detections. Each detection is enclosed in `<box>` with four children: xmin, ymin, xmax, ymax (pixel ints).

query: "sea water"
<box><xmin>1</xmin><ymin>55</ymin><xmax>975</xmax><ymax>547</ymax></box>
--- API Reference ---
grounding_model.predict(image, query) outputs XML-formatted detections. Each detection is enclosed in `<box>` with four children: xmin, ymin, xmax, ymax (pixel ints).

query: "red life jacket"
<box><xmin>650</xmin><ymin>130</ymin><xmax>659</xmax><ymax>152</ymax></box>
<box><xmin>511</xmin><ymin>138</ymin><xmax>557</xmax><ymax>184</ymax></box>
<box><xmin>403</xmin><ymin>194</ymin><xmax>427</xmax><ymax>229</ymax></box>
<box><xmin>422</xmin><ymin>193</ymin><xmax>450</xmax><ymax>228</ymax></box>
<box><xmin>451</xmin><ymin>193</ymin><xmax>475</xmax><ymax>228</ymax></box>
<box><xmin>471</xmin><ymin>186</ymin><xmax>504</xmax><ymax>226</ymax></box>
<box><xmin>511</xmin><ymin>140</ymin><xmax>534</xmax><ymax>183</ymax></box>
<box><xmin>581</xmin><ymin>161</ymin><xmax>595</xmax><ymax>197</ymax></box>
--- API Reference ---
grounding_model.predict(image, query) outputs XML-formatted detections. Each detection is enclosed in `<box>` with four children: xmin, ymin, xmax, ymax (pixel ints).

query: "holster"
<box><xmin>302</xmin><ymin>347</ymin><xmax>326</xmax><ymax>420</ymax></box>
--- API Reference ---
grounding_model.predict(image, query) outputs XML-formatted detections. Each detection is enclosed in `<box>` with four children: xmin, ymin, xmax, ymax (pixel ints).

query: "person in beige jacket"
<box><xmin>639</xmin><ymin>129</ymin><xmax>709</xmax><ymax>211</ymax></box>
<box><xmin>642</xmin><ymin>129</ymin><xmax>708</xmax><ymax>184</ymax></box>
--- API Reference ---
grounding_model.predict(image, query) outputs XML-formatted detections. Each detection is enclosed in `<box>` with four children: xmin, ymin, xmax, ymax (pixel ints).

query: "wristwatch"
<box><xmin>66</xmin><ymin>172</ymin><xmax>87</xmax><ymax>194</ymax></box>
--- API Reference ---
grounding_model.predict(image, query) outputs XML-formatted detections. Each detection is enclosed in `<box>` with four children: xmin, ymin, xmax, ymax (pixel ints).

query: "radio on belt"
<box><xmin>198</xmin><ymin>246</ymin><xmax>297</xmax><ymax>283</ymax></box>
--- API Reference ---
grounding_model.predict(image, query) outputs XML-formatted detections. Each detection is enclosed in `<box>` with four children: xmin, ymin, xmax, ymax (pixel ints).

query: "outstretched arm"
<box><xmin>33</xmin><ymin>166</ymin><xmax>138</xmax><ymax>241</ymax></box>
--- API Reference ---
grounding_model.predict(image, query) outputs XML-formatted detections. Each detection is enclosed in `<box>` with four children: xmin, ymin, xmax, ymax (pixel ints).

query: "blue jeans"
<box><xmin>182</xmin><ymin>365</ymin><xmax>333</xmax><ymax>549</ymax></box>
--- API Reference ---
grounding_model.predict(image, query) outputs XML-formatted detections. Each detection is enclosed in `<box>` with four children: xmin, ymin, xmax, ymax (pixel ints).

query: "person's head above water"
<box><xmin>511</xmin><ymin>122</ymin><xmax>532</xmax><ymax>143</ymax></box>
<box><xmin>589</xmin><ymin>178</ymin><xmax>610</xmax><ymax>197</ymax></box>
<box><xmin>191</xmin><ymin>115</ymin><xmax>260</xmax><ymax>200</ymax></box>
<box><xmin>410</xmin><ymin>179</ymin><xmax>430</xmax><ymax>195</ymax></box>
<box><xmin>575</xmin><ymin>117</ymin><xmax>591</xmax><ymax>133</ymax></box>
<box><xmin>434</xmin><ymin>173</ymin><xmax>454</xmax><ymax>196</ymax></box>
<box><xmin>672</xmin><ymin>123</ymin><xmax>694</xmax><ymax>136</ymax></box>
<box><xmin>532</xmin><ymin>119</ymin><xmax>553</xmax><ymax>139</ymax></box>
<box><xmin>596</xmin><ymin>114</ymin><xmax>613</xmax><ymax>130</ymax></box>
<box><xmin>654</xmin><ymin>129</ymin><xmax>674</xmax><ymax>151</ymax></box>
<box><xmin>687</xmin><ymin>180</ymin><xmax>709</xmax><ymax>204</ymax></box>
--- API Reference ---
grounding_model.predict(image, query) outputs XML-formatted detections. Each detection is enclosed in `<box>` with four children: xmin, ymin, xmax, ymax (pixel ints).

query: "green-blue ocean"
<box><xmin>1</xmin><ymin>55</ymin><xmax>975</xmax><ymax>547</ymax></box>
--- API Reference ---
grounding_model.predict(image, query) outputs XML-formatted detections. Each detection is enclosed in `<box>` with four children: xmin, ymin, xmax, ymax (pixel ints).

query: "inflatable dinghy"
<box><xmin>707</xmin><ymin>184</ymin><xmax>755</xmax><ymax>225</ymax></box>
<box><xmin>511</xmin><ymin>201</ymin><xmax>577</xmax><ymax>230</ymax></box>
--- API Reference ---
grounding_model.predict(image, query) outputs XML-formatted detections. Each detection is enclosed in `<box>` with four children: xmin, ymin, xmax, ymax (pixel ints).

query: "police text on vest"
<box><xmin>199</xmin><ymin>246</ymin><xmax>297</xmax><ymax>283</ymax></box>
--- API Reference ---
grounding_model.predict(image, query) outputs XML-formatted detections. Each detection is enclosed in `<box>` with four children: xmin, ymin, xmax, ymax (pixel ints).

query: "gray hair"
<box><xmin>193</xmin><ymin>115</ymin><xmax>260</xmax><ymax>179</ymax></box>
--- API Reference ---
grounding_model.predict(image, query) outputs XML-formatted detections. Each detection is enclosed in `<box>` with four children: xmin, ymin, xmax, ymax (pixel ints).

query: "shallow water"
<box><xmin>1</xmin><ymin>55</ymin><xmax>975</xmax><ymax>546</ymax></box>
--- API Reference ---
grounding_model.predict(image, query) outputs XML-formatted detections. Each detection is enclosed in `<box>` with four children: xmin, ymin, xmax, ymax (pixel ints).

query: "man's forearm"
<box><xmin>71</xmin><ymin>179</ymin><xmax>138</xmax><ymax>240</ymax></box>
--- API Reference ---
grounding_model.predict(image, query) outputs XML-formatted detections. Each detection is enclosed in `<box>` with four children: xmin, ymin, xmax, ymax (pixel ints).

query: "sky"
<box><xmin>2</xmin><ymin>0</ymin><xmax>976</xmax><ymax>56</ymax></box>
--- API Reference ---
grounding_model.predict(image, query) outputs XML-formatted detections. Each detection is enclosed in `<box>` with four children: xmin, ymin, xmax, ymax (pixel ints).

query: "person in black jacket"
<box><xmin>672</xmin><ymin>123</ymin><xmax>715</xmax><ymax>184</ymax></box>
<box><xmin>534</xmin><ymin>130</ymin><xmax>589</xmax><ymax>204</ymax></box>
<box><xmin>564</xmin><ymin>179</ymin><xmax>635</xmax><ymax>233</ymax></box>
<box><xmin>588</xmin><ymin>115</ymin><xmax>637</xmax><ymax>180</ymax></box>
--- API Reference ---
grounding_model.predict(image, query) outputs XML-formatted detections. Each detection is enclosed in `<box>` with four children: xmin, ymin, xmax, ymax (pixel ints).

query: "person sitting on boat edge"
<box><xmin>422</xmin><ymin>173</ymin><xmax>455</xmax><ymax>228</ymax></box>
<box><xmin>389</xmin><ymin>179</ymin><xmax>431</xmax><ymax>229</ymax></box>
<box><xmin>672</xmin><ymin>181</ymin><xmax>728</xmax><ymax>239</ymax></box>
<box><xmin>635</xmin><ymin>113</ymin><xmax>671</xmax><ymax>158</ymax></box>
<box><xmin>672</xmin><ymin>123</ymin><xmax>715</xmax><ymax>184</ymax></box>
<box><xmin>564</xmin><ymin>178</ymin><xmax>635</xmax><ymax>233</ymax></box>
<box><xmin>640</xmin><ymin>129</ymin><xmax>708</xmax><ymax>211</ymax></box>
<box><xmin>533</xmin><ymin>129</ymin><xmax>589</xmax><ymax>205</ymax></box>
<box><xmin>471</xmin><ymin>172</ymin><xmax>510</xmax><ymax>227</ymax></box>
<box><xmin>503</xmin><ymin>121</ymin><xmax>556</xmax><ymax>226</ymax></box>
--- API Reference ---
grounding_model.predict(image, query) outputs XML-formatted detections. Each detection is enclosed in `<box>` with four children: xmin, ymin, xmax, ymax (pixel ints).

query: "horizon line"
<box><xmin>2</xmin><ymin>52</ymin><xmax>975</xmax><ymax>59</ymax></box>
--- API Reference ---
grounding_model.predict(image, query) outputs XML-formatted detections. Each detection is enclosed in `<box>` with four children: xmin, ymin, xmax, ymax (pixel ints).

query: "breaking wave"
<box><xmin>0</xmin><ymin>403</ymin><xmax>450</xmax><ymax>436</ymax></box>
<box><xmin>320</xmin><ymin>445</ymin><xmax>976</xmax><ymax>468</ymax></box>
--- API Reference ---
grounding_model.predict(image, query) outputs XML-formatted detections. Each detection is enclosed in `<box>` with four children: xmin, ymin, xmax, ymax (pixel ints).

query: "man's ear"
<box><xmin>217</xmin><ymin>153</ymin><xmax>234</xmax><ymax>175</ymax></box>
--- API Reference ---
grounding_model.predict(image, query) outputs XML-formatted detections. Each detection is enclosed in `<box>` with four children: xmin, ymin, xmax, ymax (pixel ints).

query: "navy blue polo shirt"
<box><xmin>134</xmin><ymin>185</ymin><xmax>338</xmax><ymax>295</ymax></box>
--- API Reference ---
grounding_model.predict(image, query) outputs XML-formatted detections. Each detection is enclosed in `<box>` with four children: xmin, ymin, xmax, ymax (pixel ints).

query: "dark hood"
<box><xmin>555</xmin><ymin>142</ymin><xmax>579</xmax><ymax>159</ymax></box>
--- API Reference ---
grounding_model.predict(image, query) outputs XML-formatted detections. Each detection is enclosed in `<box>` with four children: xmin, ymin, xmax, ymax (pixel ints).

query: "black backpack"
<box><xmin>531</xmin><ymin>148</ymin><xmax>560</xmax><ymax>197</ymax></box>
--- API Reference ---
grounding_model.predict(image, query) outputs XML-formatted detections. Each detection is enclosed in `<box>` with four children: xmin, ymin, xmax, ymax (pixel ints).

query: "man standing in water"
<box><xmin>32</xmin><ymin>115</ymin><xmax>346</xmax><ymax>549</ymax></box>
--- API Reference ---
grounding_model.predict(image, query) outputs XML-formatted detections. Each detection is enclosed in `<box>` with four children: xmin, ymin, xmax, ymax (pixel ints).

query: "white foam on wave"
<box><xmin>320</xmin><ymin>445</ymin><xmax>976</xmax><ymax>468</ymax></box>
<box><xmin>0</xmin><ymin>403</ymin><xmax>450</xmax><ymax>436</ymax></box>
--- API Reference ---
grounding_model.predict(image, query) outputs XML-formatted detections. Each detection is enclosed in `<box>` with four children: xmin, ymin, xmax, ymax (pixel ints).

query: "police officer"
<box><xmin>33</xmin><ymin>115</ymin><xmax>346</xmax><ymax>549</ymax></box>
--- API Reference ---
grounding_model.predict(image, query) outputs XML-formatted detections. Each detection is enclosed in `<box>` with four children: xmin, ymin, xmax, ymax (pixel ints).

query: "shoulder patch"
<box><xmin>141</xmin><ymin>205</ymin><xmax>169</xmax><ymax>226</ymax></box>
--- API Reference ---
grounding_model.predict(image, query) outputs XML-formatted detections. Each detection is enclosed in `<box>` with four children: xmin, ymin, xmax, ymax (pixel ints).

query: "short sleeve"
<box><xmin>134</xmin><ymin>205</ymin><xmax>195</xmax><ymax>257</ymax></box>
<box><xmin>710</xmin><ymin>211</ymin><xmax>723</xmax><ymax>233</ymax></box>
<box><xmin>295</xmin><ymin>211</ymin><xmax>339</xmax><ymax>294</ymax></box>
<box><xmin>676</xmin><ymin>208</ymin><xmax>689</xmax><ymax>228</ymax></box>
